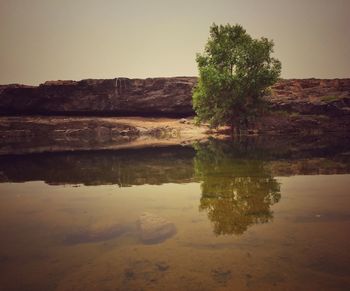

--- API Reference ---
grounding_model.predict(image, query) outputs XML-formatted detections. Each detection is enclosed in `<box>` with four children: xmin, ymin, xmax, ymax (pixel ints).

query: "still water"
<box><xmin>0</xmin><ymin>136</ymin><xmax>349</xmax><ymax>291</ymax></box>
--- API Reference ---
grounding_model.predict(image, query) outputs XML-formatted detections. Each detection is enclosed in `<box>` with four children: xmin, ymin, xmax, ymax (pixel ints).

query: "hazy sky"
<box><xmin>1</xmin><ymin>0</ymin><xmax>349</xmax><ymax>85</ymax></box>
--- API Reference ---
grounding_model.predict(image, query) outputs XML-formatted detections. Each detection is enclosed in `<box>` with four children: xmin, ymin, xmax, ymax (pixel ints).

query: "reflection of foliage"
<box><xmin>194</xmin><ymin>139</ymin><xmax>281</xmax><ymax>235</ymax></box>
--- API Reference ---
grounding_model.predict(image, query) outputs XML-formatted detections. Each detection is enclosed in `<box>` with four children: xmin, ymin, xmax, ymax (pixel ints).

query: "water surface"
<box><xmin>0</xmin><ymin>136</ymin><xmax>349</xmax><ymax>291</ymax></box>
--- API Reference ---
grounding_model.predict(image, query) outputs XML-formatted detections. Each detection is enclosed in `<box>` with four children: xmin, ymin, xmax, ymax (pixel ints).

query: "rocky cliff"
<box><xmin>0</xmin><ymin>77</ymin><xmax>197</xmax><ymax>116</ymax></box>
<box><xmin>1</xmin><ymin>77</ymin><xmax>349</xmax><ymax>117</ymax></box>
<box><xmin>268</xmin><ymin>78</ymin><xmax>350</xmax><ymax>116</ymax></box>
<box><xmin>257</xmin><ymin>79</ymin><xmax>350</xmax><ymax>134</ymax></box>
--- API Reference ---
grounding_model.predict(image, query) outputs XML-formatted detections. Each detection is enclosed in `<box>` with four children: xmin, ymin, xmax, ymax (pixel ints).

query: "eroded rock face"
<box><xmin>138</xmin><ymin>212</ymin><xmax>176</xmax><ymax>244</ymax></box>
<box><xmin>1</xmin><ymin>78</ymin><xmax>350</xmax><ymax>117</ymax></box>
<box><xmin>268</xmin><ymin>79</ymin><xmax>350</xmax><ymax>116</ymax></box>
<box><xmin>0</xmin><ymin>77</ymin><xmax>197</xmax><ymax>116</ymax></box>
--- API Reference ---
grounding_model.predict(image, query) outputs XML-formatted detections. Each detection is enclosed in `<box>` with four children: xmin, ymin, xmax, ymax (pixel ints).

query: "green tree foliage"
<box><xmin>193</xmin><ymin>23</ymin><xmax>281</xmax><ymax>132</ymax></box>
<box><xmin>194</xmin><ymin>139</ymin><xmax>281</xmax><ymax>235</ymax></box>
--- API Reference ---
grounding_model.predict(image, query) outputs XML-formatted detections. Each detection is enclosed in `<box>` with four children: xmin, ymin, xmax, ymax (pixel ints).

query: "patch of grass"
<box><xmin>273</xmin><ymin>110</ymin><xmax>290</xmax><ymax>117</ymax></box>
<box><xmin>290</xmin><ymin>111</ymin><xmax>300</xmax><ymax>117</ymax></box>
<box><xmin>315</xmin><ymin>114</ymin><xmax>330</xmax><ymax>120</ymax></box>
<box><xmin>321</xmin><ymin>95</ymin><xmax>340</xmax><ymax>103</ymax></box>
<box><xmin>273</xmin><ymin>110</ymin><xmax>299</xmax><ymax>117</ymax></box>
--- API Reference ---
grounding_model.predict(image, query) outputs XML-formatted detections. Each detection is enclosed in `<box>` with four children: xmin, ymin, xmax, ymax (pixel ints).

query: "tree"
<box><xmin>193</xmin><ymin>23</ymin><xmax>281</xmax><ymax>133</ymax></box>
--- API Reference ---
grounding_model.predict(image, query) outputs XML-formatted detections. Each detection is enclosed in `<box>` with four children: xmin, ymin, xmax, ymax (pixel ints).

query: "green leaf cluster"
<box><xmin>193</xmin><ymin>23</ymin><xmax>281</xmax><ymax>130</ymax></box>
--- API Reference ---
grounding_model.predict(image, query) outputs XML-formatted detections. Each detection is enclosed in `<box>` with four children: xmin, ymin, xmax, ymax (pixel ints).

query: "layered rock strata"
<box><xmin>1</xmin><ymin>78</ymin><xmax>349</xmax><ymax>117</ymax></box>
<box><xmin>0</xmin><ymin>77</ymin><xmax>196</xmax><ymax>116</ymax></box>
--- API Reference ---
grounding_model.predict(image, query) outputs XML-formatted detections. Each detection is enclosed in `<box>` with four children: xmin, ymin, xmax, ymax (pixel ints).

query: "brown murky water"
<box><xmin>0</xmin><ymin>137</ymin><xmax>349</xmax><ymax>291</ymax></box>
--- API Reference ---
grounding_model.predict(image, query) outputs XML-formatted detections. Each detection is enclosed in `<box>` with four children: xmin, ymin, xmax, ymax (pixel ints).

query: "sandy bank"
<box><xmin>0</xmin><ymin>116</ymin><xmax>210</xmax><ymax>155</ymax></box>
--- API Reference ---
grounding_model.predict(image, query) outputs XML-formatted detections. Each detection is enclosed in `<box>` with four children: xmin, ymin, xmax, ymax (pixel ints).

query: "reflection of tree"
<box><xmin>194</xmin><ymin>139</ymin><xmax>281</xmax><ymax>235</ymax></box>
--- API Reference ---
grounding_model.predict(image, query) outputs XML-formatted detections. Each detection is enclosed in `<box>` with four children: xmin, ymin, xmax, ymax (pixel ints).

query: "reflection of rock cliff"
<box><xmin>194</xmin><ymin>140</ymin><xmax>281</xmax><ymax>235</ymax></box>
<box><xmin>0</xmin><ymin>135</ymin><xmax>349</xmax><ymax>186</ymax></box>
<box><xmin>0</xmin><ymin>146</ymin><xmax>195</xmax><ymax>186</ymax></box>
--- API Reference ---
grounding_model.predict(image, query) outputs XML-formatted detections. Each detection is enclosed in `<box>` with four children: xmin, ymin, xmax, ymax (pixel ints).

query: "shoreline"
<box><xmin>1</xmin><ymin>115</ymin><xmax>350</xmax><ymax>155</ymax></box>
<box><xmin>0</xmin><ymin>116</ymin><xmax>210</xmax><ymax>155</ymax></box>
<box><xmin>1</xmin><ymin>77</ymin><xmax>350</xmax><ymax>155</ymax></box>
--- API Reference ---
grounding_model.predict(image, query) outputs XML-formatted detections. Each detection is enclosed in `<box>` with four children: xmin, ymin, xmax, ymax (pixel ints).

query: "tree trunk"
<box><xmin>230</xmin><ymin>117</ymin><xmax>235</xmax><ymax>136</ymax></box>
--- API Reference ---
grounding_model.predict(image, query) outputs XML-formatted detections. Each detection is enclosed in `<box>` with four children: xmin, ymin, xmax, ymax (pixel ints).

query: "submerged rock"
<box><xmin>212</xmin><ymin>268</ymin><xmax>232</xmax><ymax>284</ymax></box>
<box><xmin>64</xmin><ymin>223</ymin><xmax>128</xmax><ymax>244</ymax></box>
<box><xmin>138</xmin><ymin>212</ymin><xmax>176</xmax><ymax>244</ymax></box>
